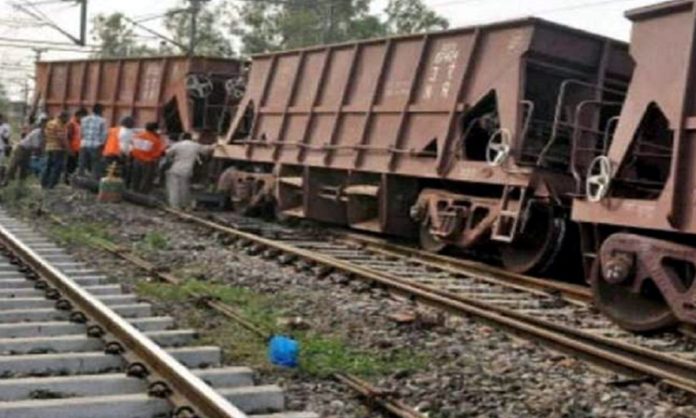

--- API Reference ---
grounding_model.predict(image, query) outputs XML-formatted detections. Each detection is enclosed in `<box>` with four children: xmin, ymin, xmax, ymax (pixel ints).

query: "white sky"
<box><xmin>0</xmin><ymin>0</ymin><xmax>664</xmax><ymax>99</ymax></box>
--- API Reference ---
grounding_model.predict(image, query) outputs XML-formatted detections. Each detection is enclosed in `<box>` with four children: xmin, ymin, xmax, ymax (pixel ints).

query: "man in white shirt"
<box><xmin>164</xmin><ymin>132</ymin><xmax>214</xmax><ymax>209</ymax></box>
<box><xmin>5</xmin><ymin>117</ymin><xmax>46</xmax><ymax>184</ymax></box>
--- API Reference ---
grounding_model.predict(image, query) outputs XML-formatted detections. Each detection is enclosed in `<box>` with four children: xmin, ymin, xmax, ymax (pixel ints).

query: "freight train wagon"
<box><xmin>575</xmin><ymin>0</ymin><xmax>696</xmax><ymax>331</ymax></box>
<box><xmin>214</xmin><ymin>18</ymin><xmax>633</xmax><ymax>277</ymax></box>
<box><xmin>33</xmin><ymin>55</ymin><xmax>247</xmax><ymax>142</ymax></box>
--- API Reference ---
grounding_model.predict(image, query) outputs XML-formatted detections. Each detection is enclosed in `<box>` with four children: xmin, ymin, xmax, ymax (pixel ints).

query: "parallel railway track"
<box><xmin>0</xmin><ymin>208</ymin><xmax>316</xmax><ymax>418</ymax></box>
<box><xmin>161</xmin><ymin>208</ymin><xmax>696</xmax><ymax>396</ymax></box>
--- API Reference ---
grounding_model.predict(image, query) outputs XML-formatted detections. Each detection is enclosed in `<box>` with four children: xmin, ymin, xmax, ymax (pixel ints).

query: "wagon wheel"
<box><xmin>591</xmin><ymin>258</ymin><xmax>677</xmax><ymax>332</ymax></box>
<box><xmin>499</xmin><ymin>204</ymin><xmax>565</xmax><ymax>274</ymax></box>
<box><xmin>586</xmin><ymin>156</ymin><xmax>612</xmax><ymax>203</ymax></box>
<box><xmin>186</xmin><ymin>74</ymin><xmax>214</xmax><ymax>99</ymax></box>
<box><xmin>485</xmin><ymin>129</ymin><xmax>511</xmax><ymax>167</ymax></box>
<box><xmin>419</xmin><ymin>221</ymin><xmax>447</xmax><ymax>253</ymax></box>
<box><xmin>230</xmin><ymin>194</ymin><xmax>254</xmax><ymax>216</ymax></box>
<box><xmin>231</xmin><ymin>177</ymin><xmax>274</xmax><ymax>217</ymax></box>
<box><xmin>229</xmin><ymin>176</ymin><xmax>256</xmax><ymax>216</ymax></box>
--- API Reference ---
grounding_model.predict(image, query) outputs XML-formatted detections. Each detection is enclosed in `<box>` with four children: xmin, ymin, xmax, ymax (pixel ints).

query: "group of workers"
<box><xmin>0</xmin><ymin>105</ymin><xmax>214</xmax><ymax>210</ymax></box>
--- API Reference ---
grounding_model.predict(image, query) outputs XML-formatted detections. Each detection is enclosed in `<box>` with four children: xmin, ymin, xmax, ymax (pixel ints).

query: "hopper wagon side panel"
<box><xmin>34</xmin><ymin>56</ymin><xmax>245</xmax><ymax>141</ymax></box>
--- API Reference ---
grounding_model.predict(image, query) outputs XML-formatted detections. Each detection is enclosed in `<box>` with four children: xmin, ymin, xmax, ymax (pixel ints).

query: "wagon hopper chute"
<box><xmin>574</xmin><ymin>0</ymin><xmax>696</xmax><ymax>331</ymax></box>
<box><xmin>33</xmin><ymin>56</ymin><xmax>247</xmax><ymax>142</ymax></box>
<box><xmin>216</xmin><ymin>18</ymin><xmax>632</xmax><ymax>275</ymax></box>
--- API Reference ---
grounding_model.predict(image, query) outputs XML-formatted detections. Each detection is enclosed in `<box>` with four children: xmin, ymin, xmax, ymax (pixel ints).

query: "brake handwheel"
<box><xmin>586</xmin><ymin>155</ymin><xmax>612</xmax><ymax>203</ymax></box>
<box><xmin>485</xmin><ymin>129</ymin><xmax>512</xmax><ymax>167</ymax></box>
<box><xmin>186</xmin><ymin>74</ymin><xmax>213</xmax><ymax>99</ymax></box>
<box><xmin>225</xmin><ymin>77</ymin><xmax>246</xmax><ymax>99</ymax></box>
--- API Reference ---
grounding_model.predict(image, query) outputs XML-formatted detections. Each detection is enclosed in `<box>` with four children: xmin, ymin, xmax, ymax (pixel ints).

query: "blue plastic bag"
<box><xmin>268</xmin><ymin>335</ymin><xmax>299</xmax><ymax>368</ymax></box>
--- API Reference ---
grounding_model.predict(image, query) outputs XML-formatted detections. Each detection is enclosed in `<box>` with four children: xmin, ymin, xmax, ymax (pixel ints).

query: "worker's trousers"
<box><xmin>166</xmin><ymin>172</ymin><xmax>192</xmax><ymax>210</ymax></box>
<box><xmin>6</xmin><ymin>146</ymin><xmax>30</xmax><ymax>182</ymax></box>
<box><xmin>41</xmin><ymin>150</ymin><xmax>66</xmax><ymax>190</ymax></box>
<box><xmin>78</xmin><ymin>147</ymin><xmax>103</xmax><ymax>180</ymax></box>
<box><xmin>130</xmin><ymin>160</ymin><xmax>157</xmax><ymax>194</ymax></box>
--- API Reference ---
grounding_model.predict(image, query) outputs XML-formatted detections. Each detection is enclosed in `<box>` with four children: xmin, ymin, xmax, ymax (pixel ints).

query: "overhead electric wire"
<box><xmin>430</xmin><ymin>0</ymin><xmax>650</xmax><ymax>13</ymax></box>
<box><xmin>10</xmin><ymin>0</ymin><xmax>80</xmax><ymax>44</ymax></box>
<box><xmin>15</xmin><ymin>0</ymin><xmax>64</xmax><ymax>6</ymax></box>
<box><xmin>0</xmin><ymin>43</ymin><xmax>94</xmax><ymax>52</ymax></box>
<box><xmin>0</xmin><ymin>36</ymin><xmax>96</xmax><ymax>48</ymax></box>
<box><xmin>122</xmin><ymin>14</ymin><xmax>188</xmax><ymax>52</ymax></box>
<box><xmin>130</xmin><ymin>7</ymin><xmax>189</xmax><ymax>23</ymax></box>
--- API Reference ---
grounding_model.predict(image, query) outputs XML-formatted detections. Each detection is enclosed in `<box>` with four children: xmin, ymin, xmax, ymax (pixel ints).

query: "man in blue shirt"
<box><xmin>78</xmin><ymin>103</ymin><xmax>107</xmax><ymax>180</ymax></box>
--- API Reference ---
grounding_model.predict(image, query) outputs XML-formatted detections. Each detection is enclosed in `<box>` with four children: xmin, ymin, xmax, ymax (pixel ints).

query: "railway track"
<box><xmin>163</xmin><ymin>208</ymin><xmax>696</xmax><ymax>395</ymax></box>
<box><xmin>0</xmin><ymin>209</ymin><xmax>316</xmax><ymax>418</ymax></box>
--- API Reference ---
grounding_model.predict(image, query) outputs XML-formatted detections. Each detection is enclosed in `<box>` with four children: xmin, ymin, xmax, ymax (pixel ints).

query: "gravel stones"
<box><xmin>18</xmin><ymin>191</ymin><xmax>696</xmax><ymax>418</ymax></box>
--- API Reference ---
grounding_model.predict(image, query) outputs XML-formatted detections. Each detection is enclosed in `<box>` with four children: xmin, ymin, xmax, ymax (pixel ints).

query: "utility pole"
<box><xmin>32</xmin><ymin>48</ymin><xmax>46</xmax><ymax>63</ymax></box>
<box><xmin>22</xmin><ymin>79</ymin><xmax>29</xmax><ymax>119</ymax></box>
<box><xmin>188</xmin><ymin>0</ymin><xmax>209</xmax><ymax>56</ymax></box>
<box><xmin>323</xmin><ymin>0</ymin><xmax>335</xmax><ymax>44</ymax></box>
<box><xmin>78</xmin><ymin>0</ymin><xmax>87</xmax><ymax>46</ymax></box>
<box><xmin>56</xmin><ymin>0</ymin><xmax>87</xmax><ymax>45</ymax></box>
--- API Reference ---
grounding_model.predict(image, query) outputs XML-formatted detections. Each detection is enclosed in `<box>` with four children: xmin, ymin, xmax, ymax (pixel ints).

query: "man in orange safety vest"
<box><xmin>102</xmin><ymin>116</ymin><xmax>135</xmax><ymax>180</ymax></box>
<box><xmin>130</xmin><ymin>121</ymin><xmax>165</xmax><ymax>194</ymax></box>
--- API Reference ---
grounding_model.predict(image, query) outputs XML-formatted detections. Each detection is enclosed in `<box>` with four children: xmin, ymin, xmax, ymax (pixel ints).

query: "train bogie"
<box><xmin>573</xmin><ymin>0</ymin><xmax>696</xmax><ymax>331</ymax></box>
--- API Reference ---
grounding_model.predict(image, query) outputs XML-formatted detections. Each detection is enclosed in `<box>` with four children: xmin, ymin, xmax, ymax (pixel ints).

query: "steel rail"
<box><xmin>47</xmin><ymin>213</ymin><xmax>426</xmax><ymax>418</ymax></box>
<box><xmin>164</xmin><ymin>208</ymin><xmax>696</xmax><ymax>394</ymax></box>
<box><xmin>57</xmin><ymin>180</ymin><xmax>696</xmax><ymax>397</ymax></box>
<box><xmin>0</xmin><ymin>221</ymin><xmax>248</xmax><ymax>418</ymax></box>
<box><xmin>336</xmin><ymin>231</ymin><xmax>592</xmax><ymax>304</ymax></box>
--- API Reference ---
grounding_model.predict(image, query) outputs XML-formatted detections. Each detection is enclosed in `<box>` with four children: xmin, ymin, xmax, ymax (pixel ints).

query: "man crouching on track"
<box><xmin>130</xmin><ymin>122</ymin><xmax>166</xmax><ymax>194</ymax></box>
<box><xmin>164</xmin><ymin>132</ymin><xmax>214</xmax><ymax>210</ymax></box>
<box><xmin>5</xmin><ymin>116</ymin><xmax>47</xmax><ymax>185</ymax></box>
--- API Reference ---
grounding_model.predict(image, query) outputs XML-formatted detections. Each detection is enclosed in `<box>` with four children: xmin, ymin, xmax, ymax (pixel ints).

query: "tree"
<box><xmin>237</xmin><ymin>0</ymin><xmax>387</xmax><ymax>55</ymax></box>
<box><xmin>163</xmin><ymin>0</ymin><xmax>236</xmax><ymax>57</ymax></box>
<box><xmin>385</xmin><ymin>0</ymin><xmax>449</xmax><ymax>35</ymax></box>
<box><xmin>91</xmin><ymin>13</ymin><xmax>155</xmax><ymax>58</ymax></box>
<box><xmin>236</xmin><ymin>1</ymin><xmax>282</xmax><ymax>55</ymax></box>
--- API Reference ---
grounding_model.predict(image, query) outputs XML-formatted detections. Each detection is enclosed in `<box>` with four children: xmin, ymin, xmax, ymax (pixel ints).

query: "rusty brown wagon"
<box><xmin>215</xmin><ymin>17</ymin><xmax>633</xmax><ymax>277</ymax></box>
<box><xmin>33</xmin><ymin>55</ymin><xmax>247</xmax><ymax>141</ymax></box>
<box><xmin>573</xmin><ymin>0</ymin><xmax>696</xmax><ymax>331</ymax></box>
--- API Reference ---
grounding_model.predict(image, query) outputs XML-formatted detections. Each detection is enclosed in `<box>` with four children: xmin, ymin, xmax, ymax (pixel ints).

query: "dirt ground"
<box><xmin>3</xmin><ymin>183</ymin><xmax>696</xmax><ymax>418</ymax></box>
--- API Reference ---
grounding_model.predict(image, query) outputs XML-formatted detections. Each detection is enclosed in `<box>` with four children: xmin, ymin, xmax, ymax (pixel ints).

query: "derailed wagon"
<box><xmin>574</xmin><ymin>0</ymin><xmax>696</xmax><ymax>331</ymax></box>
<box><xmin>33</xmin><ymin>55</ymin><xmax>247</xmax><ymax>141</ymax></box>
<box><xmin>216</xmin><ymin>18</ymin><xmax>633</xmax><ymax>276</ymax></box>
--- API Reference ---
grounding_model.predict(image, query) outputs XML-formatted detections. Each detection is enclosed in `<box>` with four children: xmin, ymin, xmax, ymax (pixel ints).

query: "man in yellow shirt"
<box><xmin>41</xmin><ymin>111</ymin><xmax>70</xmax><ymax>190</ymax></box>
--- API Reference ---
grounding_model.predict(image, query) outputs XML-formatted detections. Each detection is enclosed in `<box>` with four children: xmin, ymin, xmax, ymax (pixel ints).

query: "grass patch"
<box><xmin>136</xmin><ymin>280</ymin><xmax>280</xmax><ymax>331</ymax></box>
<box><xmin>49</xmin><ymin>222</ymin><xmax>112</xmax><ymax>246</ymax></box>
<box><xmin>299</xmin><ymin>335</ymin><xmax>428</xmax><ymax>378</ymax></box>
<box><xmin>135</xmin><ymin>231</ymin><xmax>170</xmax><ymax>253</ymax></box>
<box><xmin>0</xmin><ymin>181</ymin><xmax>40</xmax><ymax>213</ymax></box>
<box><xmin>136</xmin><ymin>279</ymin><xmax>428</xmax><ymax>378</ymax></box>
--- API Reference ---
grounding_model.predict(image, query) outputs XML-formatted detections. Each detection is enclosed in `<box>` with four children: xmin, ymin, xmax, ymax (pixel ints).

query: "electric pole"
<box><xmin>323</xmin><ymin>0</ymin><xmax>335</xmax><ymax>44</ymax></box>
<box><xmin>56</xmin><ymin>0</ymin><xmax>87</xmax><ymax>45</ymax></box>
<box><xmin>188</xmin><ymin>0</ymin><xmax>209</xmax><ymax>56</ymax></box>
<box><xmin>22</xmin><ymin>79</ymin><xmax>29</xmax><ymax>119</ymax></box>
<box><xmin>32</xmin><ymin>48</ymin><xmax>46</xmax><ymax>63</ymax></box>
<box><xmin>78</xmin><ymin>0</ymin><xmax>87</xmax><ymax>46</ymax></box>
